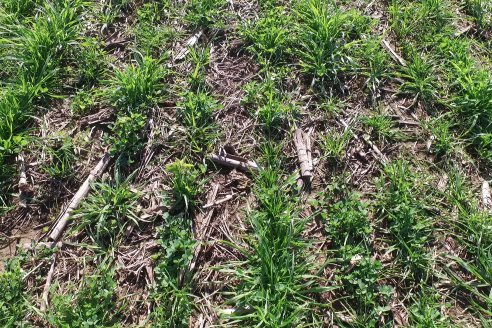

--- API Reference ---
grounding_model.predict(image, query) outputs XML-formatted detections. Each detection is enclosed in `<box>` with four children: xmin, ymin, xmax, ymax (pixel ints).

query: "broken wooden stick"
<box><xmin>294</xmin><ymin>128</ymin><xmax>313</xmax><ymax>180</ymax></box>
<box><xmin>40</xmin><ymin>255</ymin><xmax>56</xmax><ymax>312</ymax></box>
<box><xmin>338</xmin><ymin>119</ymin><xmax>388</xmax><ymax>164</ymax></box>
<box><xmin>48</xmin><ymin>153</ymin><xmax>111</xmax><ymax>244</ymax></box>
<box><xmin>210</xmin><ymin>154</ymin><xmax>259</xmax><ymax>171</ymax></box>
<box><xmin>381</xmin><ymin>39</ymin><xmax>407</xmax><ymax>67</ymax></box>
<box><xmin>173</xmin><ymin>30</ymin><xmax>203</xmax><ymax>62</ymax></box>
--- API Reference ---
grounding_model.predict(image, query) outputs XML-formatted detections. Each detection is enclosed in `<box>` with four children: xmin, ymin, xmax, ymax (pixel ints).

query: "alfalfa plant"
<box><xmin>47</xmin><ymin>260</ymin><xmax>121</xmax><ymax>327</ymax></box>
<box><xmin>0</xmin><ymin>258</ymin><xmax>28</xmax><ymax>327</ymax></box>
<box><xmin>151</xmin><ymin>213</ymin><xmax>196</xmax><ymax>327</ymax></box>
<box><xmin>108</xmin><ymin>55</ymin><xmax>165</xmax><ymax>114</ymax></box>
<box><xmin>107</xmin><ymin>112</ymin><xmax>147</xmax><ymax>164</ymax></box>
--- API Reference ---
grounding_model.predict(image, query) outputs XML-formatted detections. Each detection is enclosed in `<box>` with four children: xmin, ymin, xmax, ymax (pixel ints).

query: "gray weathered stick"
<box><xmin>40</xmin><ymin>255</ymin><xmax>56</xmax><ymax>312</ymax></box>
<box><xmin>48</xmin><ymin>153</ymin><xmax>111</xmax><ymax>243</ymax></box>
<box><xmin>210</xmin><ymin>154</ymin><xmax>259</xmax><ymax>171</ymax></box>
<box><xmin>381</xmin><ymin>39</ymin><xmax>407</xmax><ymax>67</ymax></box>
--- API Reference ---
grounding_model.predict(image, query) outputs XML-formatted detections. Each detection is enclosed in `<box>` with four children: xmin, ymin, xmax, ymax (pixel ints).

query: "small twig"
<box><xmin>202</xmin><ymin>194</ymin><xmax>233</xmax><ymax>209</ymax></box>
<box><xmin>381</xmin><ymin>39</ymin><xmax>407</xmax><ymax>67</ymax></box>
<box><xmin>210</xmin><ymin>154</ymin><xmax>259</xmax><ymax>171</ymax></box>
<box><xmin>40</xmin><ymin>255</ymin><xmax>56</xmax><ymax>312</ymax></box>
<box><xmin>482</xmin><ymin>180</ymin><xmax>492</xmax><ymax>213</ymax></box>
<box><xmin>47</xmin><ymin>153</ymin><xmax>111</xmax><ymax>244</ymax></box>
<box><xmin>339</xmin><ymin>119</ymin><xmax>388</xmax><ymax>164</ymax></box>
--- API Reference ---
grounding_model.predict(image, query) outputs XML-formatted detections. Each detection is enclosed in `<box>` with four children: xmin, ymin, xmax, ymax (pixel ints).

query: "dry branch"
<box><xmin>174</xmin><ymin>30</ymin><xmax>203</xmax><ymax>62</ymax></box>
<box><xmin>48</xmin><ymin>153</ymin><xmax>111</xmax><ymax>243</ymax></box>
<box><xmin>40</xmin><ymin>256</ymin><xmax>56</xmax><ymax>312</ymax></box>
<box><xmin>210</xmin><ymin>154</ymin><xmax>259</xmax><ymax>171</ymax></box>
<box><xmin>482</xmin><ymin>180</ymin><xmax>492</xmax><ymax>213</ymax></box>
<box><xmin>381</xmin><ymin>39</ymin><xmax>407</xmax><ymax>67</ymax></box>
<box><xmin>294</xmin><ymin>128</ymin><xmax>313</xmax><ymax>180</ymax></box>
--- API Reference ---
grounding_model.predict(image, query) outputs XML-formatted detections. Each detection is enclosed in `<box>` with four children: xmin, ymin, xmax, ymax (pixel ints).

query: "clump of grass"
<box><xmin>222</xmin><ymin>154</ymin><xmax>330</xmax><ymax>326</ymax></box>
<box><xmin>294</xmin><ymin>0</ymin><xmax>371</xmax><ymax>81</ymax></box>
<box><xmin>133</xmin><ymin>3</ymin><xmax>176</xmax><ymax>57</ymax></box>
<box><xmin>320</xmin><ymin>128</ymin><xmax>351</xmax><ymax>162</ymax></box>
<box><xmin>443</xmin><ymin>169</ymin><xmax>492</xmax><ymax>315</ymax></box>
<box><xmin>242</xmin><ymin>7</ymin><xmax>292</xmax><ymax>66</ymax></box>
<box><xmin>464</xmin><ymin>0</ymin><xmax>491</xmax><ymax>32</ymax></box>
<box><xmin>47</xmin><ymin>261</ymin><xmax>120</xmax><ymax>327</ymax></box>
<box><xmin>424</xmin><ymin>116</ymin><xmax>458</xmax><ymax>157</ymax></box>
<box><xmin>179</xmin><ymin>90</ymin><xmax>220</xmax><ymax>153</ymax></box>
<box><xmin>0</xmin><ymin>0</ymin><xmax>42</xmax><ymax>18</ymax></box>
<box><xmin>108</xmin><ymin>55</ymin><xmax>165</xmax><ymax>114</ymax></box>
<box><xmin>166</xmin><ymin>159</ymin><xmax>204</xmax><ymax>213</ymax></box>
<box><xmin>356</xmin><ymin>37</ymin><xmax>391</xmax><ymax>96</ymax></box>
<box><xmin>0</xmin><ymin>258</ymin><xmax>28</xmax><ymax>326</ymax></box>
<box><xmin>72</xmin><ymin>175</ymin><xmax>140</xmax><ymax>248</ymax></box>
<box><xmin>399</xmin><ymin>50</ymin><xmax>439</xmax><ymax>105</ymax></box>
<box><xmin>42</xmin><ymin>136</ymin><xmax>76</xmax><ymax>180</ymax></box>
<box><xmin>0</xmin><ymin>90</ymin><xmax>30</xmax><ymax>156</ymax></box>
<box><xmin>376</xmin><ymin>160</ymin><xmax>433</xmax><ymax>277</ymax></box>
<box><xmin>361</xmin><ymin>111</ymin><xmax>395</xmax><ymax>142</ymax></box>
<box><xmin>389</xmin><ymin>0</ymin><xmax>454</xmax><ymax>47</ymax></box>
<box><xmin>450</xmin><ymin>67</ymin><xmax>492</xmax><ymax>163</ymax></box>
<box><xmin>1</xmin><ymin>0</ymin><xmax>82</xmax><ymax>97</ymax></box>
<box><xmin>187</xmin><ymin>46</ymin><xmax>210</xmax><ymax>90</ymax></box>
<box><xmin>185</xmin><ymin>0</ymin><xmax>226</xmax><ymax>29</ymax></box>
<box><xmin>243</xmin><ymin>79</ymin><xmax>297</xmax><ymax>133</ymax></box>
<box><xmin>74</xmin><ymin>38</ymin><xmax>108</xmax><ymax>88</ymax></box>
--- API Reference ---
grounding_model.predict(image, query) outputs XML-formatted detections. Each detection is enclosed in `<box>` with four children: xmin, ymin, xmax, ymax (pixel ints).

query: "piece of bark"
<box><xmin>210</xmin><ymin>154</ymin><xmax>259</xmax><ymax>171</ymax></box>
<box><xmin>482</xmin><ymin>180</ymin><xmax>491</xmax><ymax>213</ymax></box>
<box><xmin>294</xmin><ymin>129</ymin><xmax>313</xmax><ymax>180</ymax></box>
<box><xmin>381</xmin><ymin>39</ymin><xmax>407</xmax><ymax>67</ymax></box>
<box><xmin>48</xmin><ymin>153</ymin><xmax>111</xmax><ymax>243</ymax></box>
